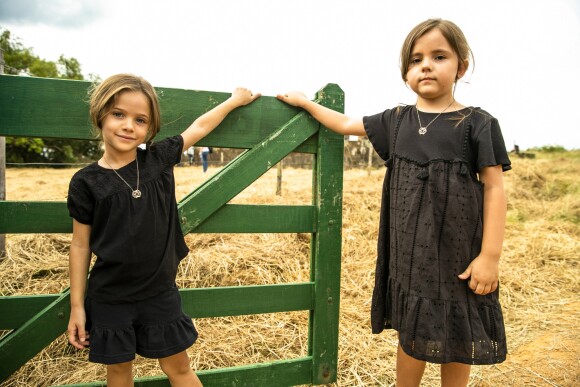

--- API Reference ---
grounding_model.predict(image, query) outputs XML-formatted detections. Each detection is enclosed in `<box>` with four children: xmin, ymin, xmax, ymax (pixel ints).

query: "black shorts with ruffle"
<box><xmin>85</xmin><ymin>286</ymin><xmax>198</xmax><ymax>364</ymax></box>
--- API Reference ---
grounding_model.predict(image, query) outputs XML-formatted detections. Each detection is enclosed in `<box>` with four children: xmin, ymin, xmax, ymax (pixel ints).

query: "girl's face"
<box><xmin>405</xmin><ymin>28</ymin><xmax>466</xmax><ymax>106</ymax></box>
<box><xmin>101</xmin><ymin>91</ymin><xmax>150</xmax><ymax>161</ymax></box>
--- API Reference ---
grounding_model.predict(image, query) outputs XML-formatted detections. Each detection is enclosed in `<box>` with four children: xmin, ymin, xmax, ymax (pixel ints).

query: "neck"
<box><xmin>100</xmin><ymin>150</ymin><xmax>137</xmax><ymax>169</ymax></box>
<box><xmin>416</xmin><ymin>97</ymin><xmax>462</xmax><ymax>113</ymax></box>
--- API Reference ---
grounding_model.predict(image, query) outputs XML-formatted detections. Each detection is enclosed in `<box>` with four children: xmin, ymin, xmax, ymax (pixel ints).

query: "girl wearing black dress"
<box><xmin>277</xmin><ymin>19</ymin><xmax>510</xmax><ymax>387</ymax></box>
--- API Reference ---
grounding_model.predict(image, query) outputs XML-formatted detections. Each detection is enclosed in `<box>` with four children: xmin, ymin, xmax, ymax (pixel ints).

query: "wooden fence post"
<box><xmin>276</xmin><ymin>160</ymin><xmax>283</xmax><ymax>196</ymax></box>
<box><xmin>309</xmin><ymin>84</ymin><xmax>344</xmax><ymax>384</ymax></box>
<box><xmin>0</xmin><ymin>48</ymin><xmax>6</xmax><ymax>258</ymax></box>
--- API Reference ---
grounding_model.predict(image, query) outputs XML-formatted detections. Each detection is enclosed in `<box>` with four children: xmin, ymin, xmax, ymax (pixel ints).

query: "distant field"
<box><xmin>1</xmin><ymin>152</ymin><xmax>579</xmax><ymax>386</ymax></box>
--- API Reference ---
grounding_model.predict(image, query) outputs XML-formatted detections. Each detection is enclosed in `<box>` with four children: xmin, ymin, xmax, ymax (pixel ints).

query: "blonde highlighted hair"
<box><xmin>88</xmin><ymin>74</ymin><xmax>161</xmax><ymax>143</ymax></box>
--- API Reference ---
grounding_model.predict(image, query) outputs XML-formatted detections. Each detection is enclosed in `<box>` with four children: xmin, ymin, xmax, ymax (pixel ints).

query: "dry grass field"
<box><xmin>1</xmin><ymin>151</ymin><xmax>579</xmax><ymax>386</ymax></box>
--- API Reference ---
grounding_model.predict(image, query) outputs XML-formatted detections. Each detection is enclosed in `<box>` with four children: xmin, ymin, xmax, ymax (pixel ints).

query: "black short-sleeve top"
<box><xmin>363</xmin><ymin>106</ymin><xmax>512</xmax><ymax>173</ymax></box>
<box><xmin>67</xmin><ymin>135</ymin><xmax>189</xmax><ymax>303</ymax></box>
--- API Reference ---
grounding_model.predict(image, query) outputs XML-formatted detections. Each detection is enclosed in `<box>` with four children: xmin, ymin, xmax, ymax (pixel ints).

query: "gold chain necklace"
<box><xmin>416</xmin><ymin>99</ymin><xmax>455</xmax><ymax>135</ymax></box>
<box><xmin>103</xmin><ymin>156</ymin><xmax>141</xmax><ymax>199</ymax></box>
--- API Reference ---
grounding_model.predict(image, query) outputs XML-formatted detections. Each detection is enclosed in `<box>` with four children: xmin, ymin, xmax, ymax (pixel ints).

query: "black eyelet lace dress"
<box><xmin>363</xmin><ymin>105</ymin><xmax>511</xmax><ymax>365</ymax></box>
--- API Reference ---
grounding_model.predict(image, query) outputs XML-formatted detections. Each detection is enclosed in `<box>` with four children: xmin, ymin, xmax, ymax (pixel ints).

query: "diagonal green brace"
<box><xmin>179</xmin><ymin>110</ymin><xmax>320</xmax><ymax>234</ymax></box>
<box><xmin>0</xmin><ymin>289</ymin><xmax>70</xmax><ymax>382</ymax></box>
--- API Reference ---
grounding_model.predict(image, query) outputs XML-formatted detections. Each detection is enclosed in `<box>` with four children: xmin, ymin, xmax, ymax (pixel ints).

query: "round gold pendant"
<box><xmin>132</xmin><ymin>190</ymin><xmax>142</xmax><ymax>199</ymax></box>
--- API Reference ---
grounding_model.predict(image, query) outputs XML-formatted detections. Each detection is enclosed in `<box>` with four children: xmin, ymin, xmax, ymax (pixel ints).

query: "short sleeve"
<box><xmin>148</xmin><ymin>135</ymin><xmax>184</xmax><ymax>166</ymax></box>
<box><xmin>67</xmin><ymin>176</ymin><xmax>95</xmax><ymax>224</ymax></box>
<box><xmin>471</xmin><ymin>114</ymin><xmax>512</xmax><ymax>172</ymax></box>
<box><xmin>363</xmin><ymin>109</ymin><xmax>395</xmax><ymax>161</ymax></box>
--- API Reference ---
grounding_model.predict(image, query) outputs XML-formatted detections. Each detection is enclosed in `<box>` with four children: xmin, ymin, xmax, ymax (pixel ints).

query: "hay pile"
<box><xmin>1</xmin><ymin>154</ymin><xmax>579</xmax><ymax>386</ymax></box>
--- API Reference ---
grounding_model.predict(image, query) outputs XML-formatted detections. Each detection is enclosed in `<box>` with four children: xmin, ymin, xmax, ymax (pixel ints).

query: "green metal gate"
<box><xmin>0</xmin><ymin>75</ymin><xmax>344</xmax><ymax>386</ymax></box>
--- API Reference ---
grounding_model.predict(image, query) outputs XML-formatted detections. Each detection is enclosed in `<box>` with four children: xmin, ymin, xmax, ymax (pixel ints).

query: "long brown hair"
<box><xmin>400</xmin><ymin>19</ymin><xmax>474</xmax><ymax>83</ymax></box>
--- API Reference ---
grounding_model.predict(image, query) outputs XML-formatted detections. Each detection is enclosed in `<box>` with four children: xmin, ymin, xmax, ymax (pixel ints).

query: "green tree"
<box><xmin>1</xmin><ymin>27</ymin><xmax>100</xmax><ymax>165</ymax></box>
<box><xmin>57</xmin><ymin>55</ymin><xmax>83</xmax><ymax>80</ymax></box>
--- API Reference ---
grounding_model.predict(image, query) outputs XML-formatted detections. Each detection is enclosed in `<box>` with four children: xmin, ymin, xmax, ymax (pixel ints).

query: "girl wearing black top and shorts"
<box><xmin>67</xmin><ymin>74</ymin><xmax>259</xmax><ymax>386</ymax></box>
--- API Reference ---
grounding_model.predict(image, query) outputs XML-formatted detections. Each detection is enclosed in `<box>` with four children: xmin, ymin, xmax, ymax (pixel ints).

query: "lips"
<box><xmin>117</xmin><ymin>134</ymin><xmax>135</xmax><ymax>141</ymax></box>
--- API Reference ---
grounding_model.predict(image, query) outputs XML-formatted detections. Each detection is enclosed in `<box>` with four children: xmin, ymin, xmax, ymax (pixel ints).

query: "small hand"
<box><xmin>458</xmin><ymin>254</ymin><xmax>499</xmax><ymax>295</ymax></box>
<box><xmin>276</xmin><ymin>91</ymin><xmax>308</xmax><ymax>107</ymax></box>
<box><xmin>230</xmin><ymin>87</ymin><xmax>261</xmax><ymax>107</ymax></box>
<box><xmin>68</xmin><ymin>326</ymin><xmax>90</xmax><ymax>349</ymax></box>
<box><xmin>68</xmin><ymin>308</ymin><xmax>90</xmax><ymax>349</ymax></box>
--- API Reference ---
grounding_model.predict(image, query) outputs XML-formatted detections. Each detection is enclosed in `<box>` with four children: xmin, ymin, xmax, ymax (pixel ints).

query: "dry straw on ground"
<box><xmin>1</xmin><ymin>154</ymin><xmax>579</xmax><ymax>386</ymax></box>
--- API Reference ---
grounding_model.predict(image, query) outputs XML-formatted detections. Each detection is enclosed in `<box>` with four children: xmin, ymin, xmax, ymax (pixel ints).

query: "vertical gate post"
<box><xmin>0</xmin><ymin>48</ymin><xmax>6</xmax><ymax>258</ymax></box>
<box><xmin>309</xmin><ymin>84</ymin><xmax>345</xmax><ymax>384</ymax></box>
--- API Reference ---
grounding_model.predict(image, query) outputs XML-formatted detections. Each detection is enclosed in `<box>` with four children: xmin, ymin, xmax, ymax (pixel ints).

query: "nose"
<box><xmin>421</xmin><ymin>57</ymin><xmax>432</xmax><ymax>71</ymax></box>
<box><xmin>122</xmin><ymin>117</ymin><xmax>135</xmax><ymax>131</ymax></box>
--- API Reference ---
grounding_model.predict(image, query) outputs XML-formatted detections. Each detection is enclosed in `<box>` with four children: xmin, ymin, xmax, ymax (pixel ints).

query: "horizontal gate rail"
<box><xmin>0</xmin><ymin>202</ymin><xmax>316</xmax><ymax>234</ymax></box>
<box><xmin>0</xmin><ymin>283</ymin><xmax>315</xmax><ymax>330</ymax></box>
<box><xmin>0</xmin><ymin>75</ymin><xmax>317</xmax><ymax>153</ymax></box>
<box><xmin>55</xmin><ymin>357</ymin><xmax>313</xmax><ymax>387</ymax></box>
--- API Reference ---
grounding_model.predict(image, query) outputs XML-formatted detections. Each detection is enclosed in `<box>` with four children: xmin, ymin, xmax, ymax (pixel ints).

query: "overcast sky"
<box><xmin>1</xmin><ymin>0</ymin><xmax>579</xmax><ymax>150</ymax></box>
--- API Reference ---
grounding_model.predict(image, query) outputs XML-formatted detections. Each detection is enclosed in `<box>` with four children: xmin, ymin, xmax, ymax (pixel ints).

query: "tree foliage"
<box><xmin>1</xmin><ymin>27</ymin><xmax>100</xmax><ymax>165</ymax></box>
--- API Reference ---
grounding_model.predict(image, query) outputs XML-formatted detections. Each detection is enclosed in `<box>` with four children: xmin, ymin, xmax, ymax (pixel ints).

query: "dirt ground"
<box><xmin>492</xmin><ymin>301</ymin><xmax>579</xmax><ymax>386</ymax></box>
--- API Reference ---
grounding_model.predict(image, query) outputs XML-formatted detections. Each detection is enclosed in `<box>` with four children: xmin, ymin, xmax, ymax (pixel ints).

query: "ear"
<box><xmin>456</xmin><ymin>59</ymin><xmax>468</xmax><ymax>80</ymax></box>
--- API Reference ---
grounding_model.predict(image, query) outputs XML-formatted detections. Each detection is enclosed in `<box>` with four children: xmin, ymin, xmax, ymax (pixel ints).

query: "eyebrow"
<box><xmin>412</xmin><ymin>48</ymin><xmax>452</xmax><ymax>56</ymax></box>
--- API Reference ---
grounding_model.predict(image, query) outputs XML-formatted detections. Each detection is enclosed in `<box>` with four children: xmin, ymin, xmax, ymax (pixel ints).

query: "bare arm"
<box><xmin>276</xmin><ymin>91</ymin><xmax>366</xmax><ymax>136</ymax></box>
<box><xmin>68</xmin><ymin>219</ymin><xmax>92</xmax><ymax>349</ymax></box>
<box><xmin>458</xmin><ymin>165</ymin><xmax>507</xmax><ymax>295</ymax></box>
<box><xmin>181</xmin><ymin>87</ymin><xmax>261</xmax><ymax>151</ymax></box>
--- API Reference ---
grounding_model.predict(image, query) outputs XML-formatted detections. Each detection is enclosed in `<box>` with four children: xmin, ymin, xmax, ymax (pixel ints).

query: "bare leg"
<box><xmin>396</xmin><ymin>343</ymin><xmax>426</xmax><ymax>387</ymax></box>
<box><xmin>441</xmin><ymin>362</ymin><xmax>470</xmax><ymax>387</ymax></box>
<box><xmin>107</xmin><ymin>361</ymin><xmax>134</xmax><ymax>387</ymax></box>
<box><xmin>158</xmin><ymin>350</ymin><xmax>203</xmax><ymax>387</ymax></box>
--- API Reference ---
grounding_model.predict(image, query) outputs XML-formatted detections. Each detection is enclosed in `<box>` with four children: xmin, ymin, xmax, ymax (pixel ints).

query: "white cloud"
<box><xmin>0</xmin><ymin>0</ymin><xmax>101</xmax><ymax>27</ymax></box>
